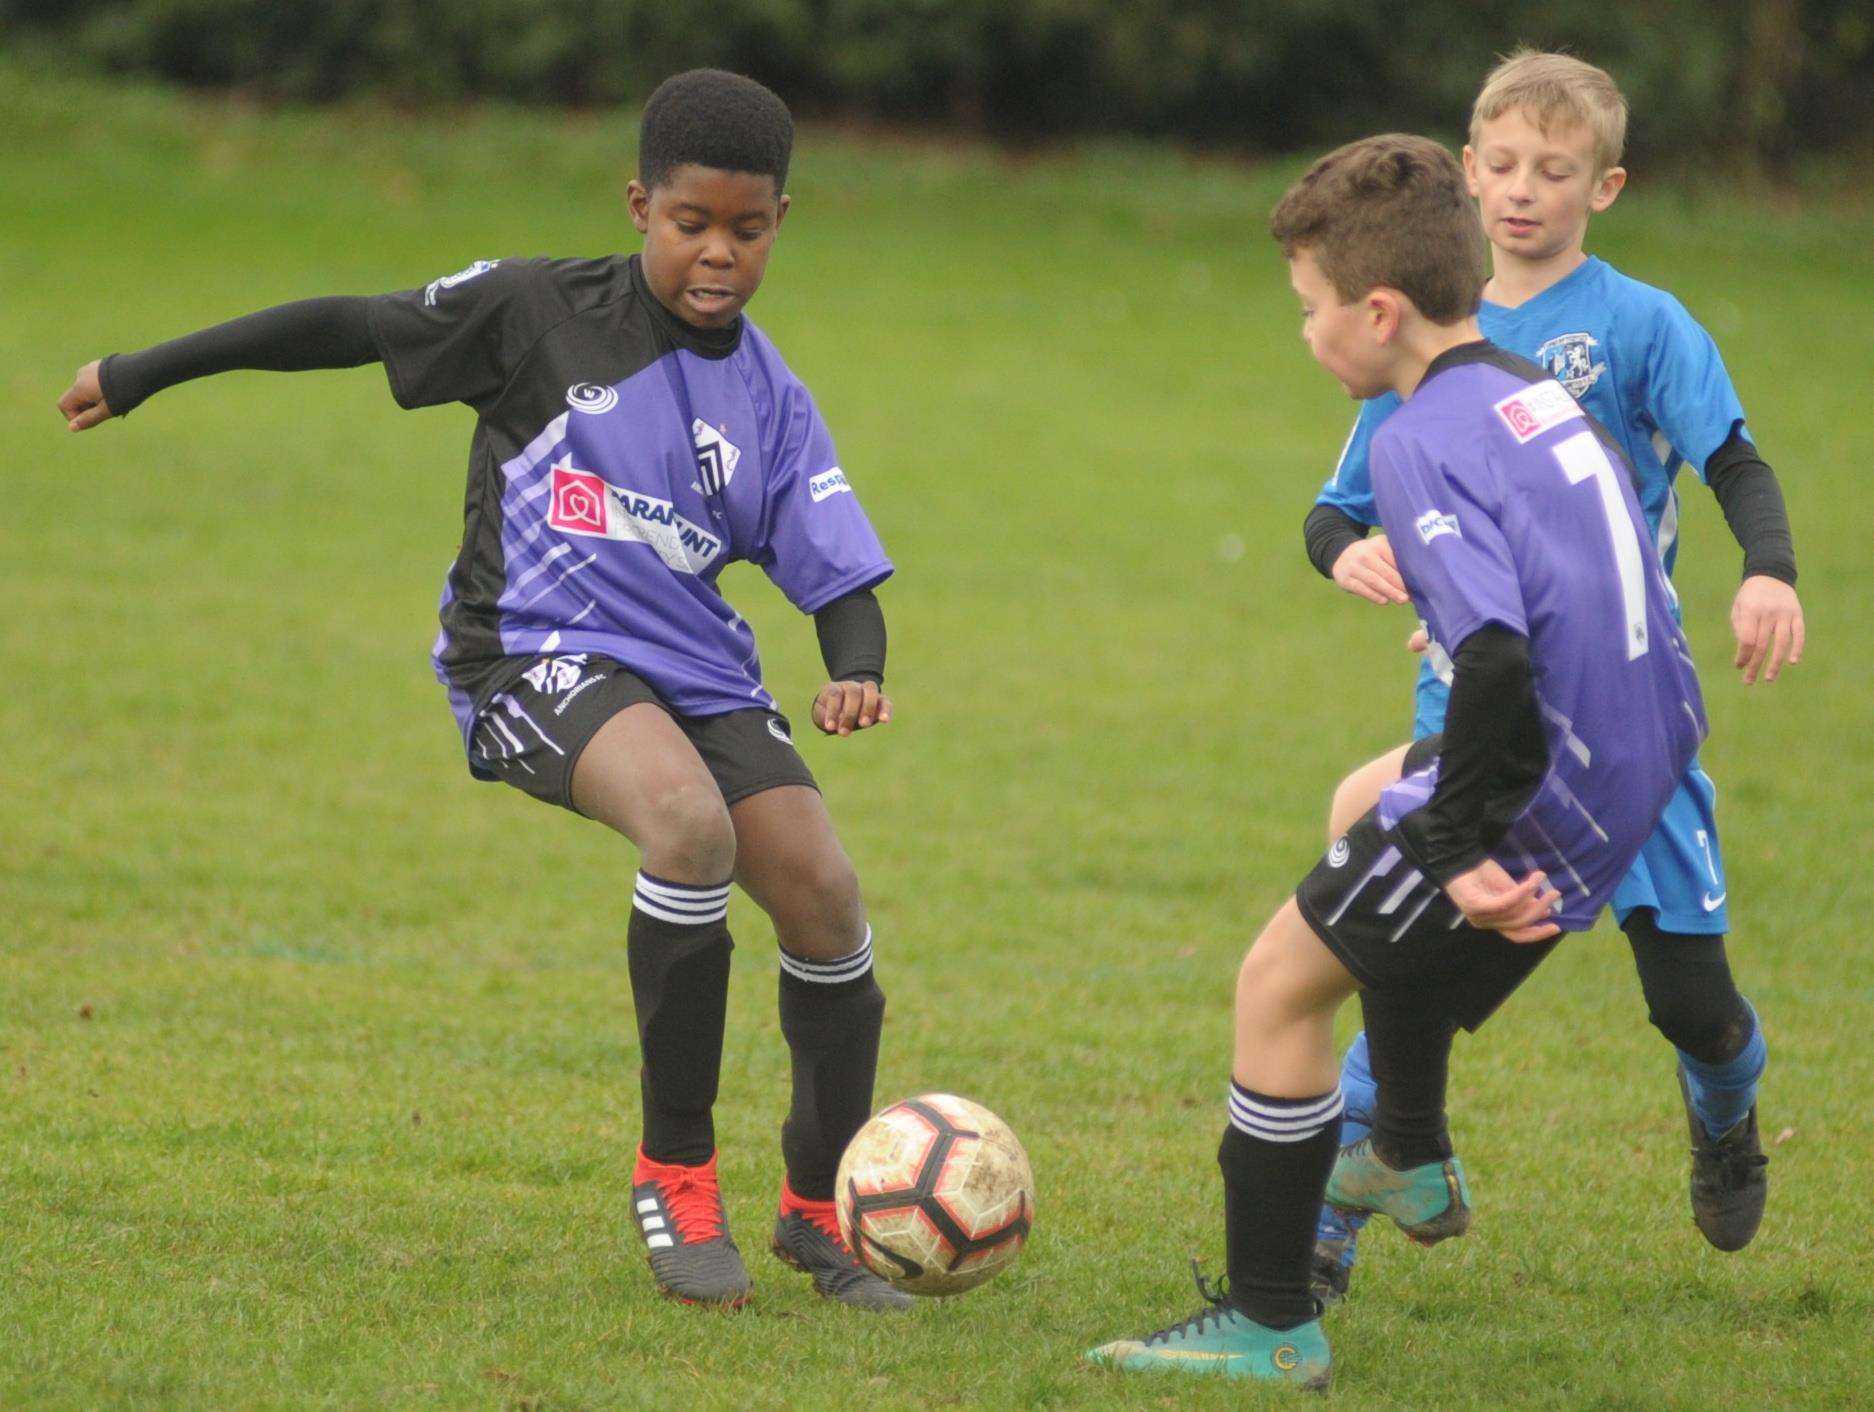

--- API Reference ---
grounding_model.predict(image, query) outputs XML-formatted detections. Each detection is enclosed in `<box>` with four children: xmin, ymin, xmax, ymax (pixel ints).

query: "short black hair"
<box><xmin>639</xmin><ymin>69</ymin><xmax>793</xmax><ymax>193</ymax></box>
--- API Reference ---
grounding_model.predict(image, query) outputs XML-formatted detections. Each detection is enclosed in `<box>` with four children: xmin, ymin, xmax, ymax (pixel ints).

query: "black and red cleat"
<box><xmin>771</xmin><ymin>1180</ymin><xmax>913</xmax><ymax>1312</ymax></box>
<box><xmin>631</xmin><ymin>1148</ymin><xmax>752</xmax><ymax>1307</ymax></box>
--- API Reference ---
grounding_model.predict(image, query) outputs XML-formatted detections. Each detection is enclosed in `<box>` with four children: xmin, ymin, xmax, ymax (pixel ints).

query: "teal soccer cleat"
<box><xmin>1087</xmin><ymin>1266</ymin><xmax>1331</xmax><ymax>1390</ymax></box>
<box><xmin>1325</xmin><ymin>1138</ymin><xmax>1471</xmax><ymax>1245</ymax></box>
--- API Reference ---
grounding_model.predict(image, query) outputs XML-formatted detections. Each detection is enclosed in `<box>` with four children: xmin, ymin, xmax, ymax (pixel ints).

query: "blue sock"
<box><xmin>1679</xmin><ymin>999</ymin><xmax>1766</xmax><ymax>1138</ymax></box>
<box><xmin>1337</xmin><ymin>1030</ymin><xmax>1376</xmax><ymax>1148</ymax></box>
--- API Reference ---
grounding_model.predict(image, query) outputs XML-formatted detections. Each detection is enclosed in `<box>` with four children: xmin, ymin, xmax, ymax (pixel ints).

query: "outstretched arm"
<box><xmin>810</xmin><ymin>587</ymin><xmax>891</xmax><ymax>736</ymax></box>
<box><xmin>1705</xmin><ymin>430</ymin><xmax>1803</xmax><ymax>685</ymax></box>
<box><xmin>58</xmin><ymin>296</ymin><xmax>378</xmax><ymax>431</ymax></box>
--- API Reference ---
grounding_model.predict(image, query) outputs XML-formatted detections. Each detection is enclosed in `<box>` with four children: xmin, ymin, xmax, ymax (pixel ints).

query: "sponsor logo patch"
<box><xmin>567</xmin><ymin>382</ymin><xmax>619</xmax><ymax>415</ymax></box>
<box><xmin>1327</xmin><ymin>838</ymin><xmax>1351</xmax><ymax>868</ymax></box>
<box><xmin>766</xmin><ymin>716</ymin><xmax>792</xmax><ymax>744</ymax></box>
<box><xmin>809</xmin><ymin>468</ymin><xmax>852</xmax><ymax>503</ymax></box>
<box><xmin>549</xmin><ymin>466</ymin><xmax>609</xmax><ymax>536</ymax></box>
<box><xmin>544</xmin><ymin>460</ymin><xmax>721</xmax><ymax>573</ymax></box>
<box><xmin>1416</xmin><ymin>509</ymin><xmax>1462</xmax><ymax>545</ymax></box>
<box><xmin>424</xmin><ymin>259</ymin><xmax>499</xmax><ymax>307</ymax></box>
<box><xmin>1493</xmin><ymin>380</ymin><xmax>1583</xmax><ymax>443</ymax></box>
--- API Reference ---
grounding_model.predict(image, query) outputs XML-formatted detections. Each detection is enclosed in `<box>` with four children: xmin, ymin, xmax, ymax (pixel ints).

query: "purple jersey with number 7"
<box><xmin>1371</xmin><ymin>342</ymin><xmax>1707</xmax><ymax>932</ymax></box>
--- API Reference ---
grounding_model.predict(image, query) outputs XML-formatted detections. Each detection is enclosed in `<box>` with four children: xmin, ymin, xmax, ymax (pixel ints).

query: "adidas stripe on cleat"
<box><xmin>771</xmin><ymin>1180</ymin><xmax>913</xmax><ymax>1311</ymax></box>
<box><xmin>1325</xmin><ymin>1138</ymin><xmax>1471</xmax><ymax>1245</ymax></box>
<box><xmin>631</xmin><ymin>1148</ymin><xmax>752</xmax><ymax>1307</ymax></box>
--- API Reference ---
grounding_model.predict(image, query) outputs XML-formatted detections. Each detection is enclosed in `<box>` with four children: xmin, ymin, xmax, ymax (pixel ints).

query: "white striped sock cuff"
<box><xmin>778</xmin><ymin>926</ymin><xmax>874</xmax><ymax>985</ymax></box>
<box><xmin>633</xmin><ymin>871</ymin><xmax>731</xmax><ymax>926</ymax></box>
<box><xmin>1227</xmin><ymin>1082</ymin><xmax>1345</xmax><ymax>1144</ymax></box>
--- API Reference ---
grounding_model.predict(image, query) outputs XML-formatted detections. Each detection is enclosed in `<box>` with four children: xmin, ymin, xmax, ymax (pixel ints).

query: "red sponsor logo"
<box><xmin>549</xmin><ymin>465</ymin><xmax>608</xmax><ymax>535</ymax></box>
<box><xmin>1498</xmin><ymin>399</ymin><xmax>1541</xmax><ymax>440</ymax></box>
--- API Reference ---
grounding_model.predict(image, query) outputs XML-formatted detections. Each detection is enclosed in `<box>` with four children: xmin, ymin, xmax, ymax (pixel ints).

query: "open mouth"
<box><xmin>684</xmin><ymin>286</ymin><xmax>739</xmax><ymax>315</ymax></box>
<box><xmin>1502</xmin><ymin>217</ymin><xmax>1540</xmax><ymax>236</ymax></box>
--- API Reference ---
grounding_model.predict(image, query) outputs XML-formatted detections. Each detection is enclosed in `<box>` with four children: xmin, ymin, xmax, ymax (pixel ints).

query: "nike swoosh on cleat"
<box><xmin>1136</xmin><ymin>1349</ymin><xmax>1237</xmax><ymax>1363</ymax></box>
<box><xmin>1702</xmin><ymin>891</ymin><xmax>1727</xmax><ymax>912</ymax></box>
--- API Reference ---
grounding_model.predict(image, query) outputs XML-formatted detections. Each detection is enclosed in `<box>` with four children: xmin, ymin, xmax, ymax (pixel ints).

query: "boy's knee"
<box><xmin>639</xmin><ymin>783</ymin><xmax>736</xmax><ymax>881</ymax></box>
<box><xmin>774</xmin><ymin>852</ymin><xmax>865</xmax><ymax>956</ymax></box>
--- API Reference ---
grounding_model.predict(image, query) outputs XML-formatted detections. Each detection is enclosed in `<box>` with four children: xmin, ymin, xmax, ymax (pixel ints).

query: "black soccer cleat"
<box><xmin>631</xmin><ymin>1148</ymin><xmax>753</xmax><ymax>1307</ymax></box>
<box><xmin>771</xmin><ymin>1181</ymin><xmax>914</xmax><ymax>1312</ymax></box>
<box><xmin>1679</xmin><ymin>1069</ymin><xmax>1768</xmax><ymax>1252</ymax></box>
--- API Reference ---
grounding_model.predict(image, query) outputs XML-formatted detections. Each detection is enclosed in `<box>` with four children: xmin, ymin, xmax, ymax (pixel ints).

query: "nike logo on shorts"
<box><xmin>1702</xmin><ymin>891</ymin><xmax>1727</xmax><ymax>912</ymax></box>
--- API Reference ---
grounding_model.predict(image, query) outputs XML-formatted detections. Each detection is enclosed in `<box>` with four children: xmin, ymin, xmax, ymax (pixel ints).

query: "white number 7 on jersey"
<box><xmin>1553</xmin><ymin>430</ymin><xmax>1649</xmax><ymax>660</ymax></box>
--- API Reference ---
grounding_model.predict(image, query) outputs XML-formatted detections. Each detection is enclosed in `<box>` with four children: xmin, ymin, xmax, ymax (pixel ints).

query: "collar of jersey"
<box><xmin>630</xmin><ymin>254</ymin><xmax>744</xmax><ymax>361</ymax></box>
<box><xmin>1481</xmin><ymin>254</ymin><xmax>1602</xmax><ymax>321</ymax></box>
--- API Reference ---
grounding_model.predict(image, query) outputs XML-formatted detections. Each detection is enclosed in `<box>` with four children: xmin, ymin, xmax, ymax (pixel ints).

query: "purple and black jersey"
<box><xmin>1372</xmin><ymin>344</ymin><xmax>1707</xmax><ymax>931</ymax></box>
<box><xmin>365</xmin><ymin>255</ymin><xmax>892</xmax><ymax>741</ymax></box>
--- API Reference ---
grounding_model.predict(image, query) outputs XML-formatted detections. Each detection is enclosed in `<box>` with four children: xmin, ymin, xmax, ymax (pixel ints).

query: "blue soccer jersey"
<box><xmin>1371</xmin><ymin>345</ymin><xmax>1707</xmax><ymax>931</ymax></box>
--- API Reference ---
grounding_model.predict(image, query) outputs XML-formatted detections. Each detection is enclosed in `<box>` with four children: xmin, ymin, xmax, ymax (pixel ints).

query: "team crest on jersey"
<box><xmin>691</xmin><ymin>420</ymin><xmax>741</xmax><ymax>495</ymax></box>
<box><xmin>1493</xmin><ymin>380</ymin><xmax>1584</xmax><ymax>443</ymax></box>
<box><xmin>423</xmin><ymin>259</ymin><xmax>499</xmax><ymax>307</ymax></box>
<box><xmin>1415</xmin><ymin>509</ymin><xmax>1462</xmax><ymax>545</ymax></box>
<box><xmin>567</xmin><ymin>382</ymin><xmax>619</xmax><ymax>415</ymax></box>
<box><xmin>546</xmin><ymin>460</ymin><xmax>722</xmax><ymax>573</ymax></box>
<box><xmin>1535</xmin><ymin>332</ymin><xmax>1605</xmax><ymax>397</ymax></box>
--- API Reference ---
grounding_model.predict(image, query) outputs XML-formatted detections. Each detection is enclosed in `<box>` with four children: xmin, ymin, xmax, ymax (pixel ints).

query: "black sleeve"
<box><xmin>365</xmin><ymin>258</ymin><xmax>562</xmax><ymax>411</ymax></box>
<box><xmin>97</xmin><ymin>297</ymin><xmax>377</xmax><ymax>419</ymax></box>
<box><xmin>812</xmin><ymin>588</ymin><xmax>886</xmax><ymax>685</ymax></box>
<box><xmin>1303</xmin><ymin>502</ymin><xmax>1369</xmax><ymax>579</ymax></box>
<box><xmin>1392</xmin><ymin>625</ymin><xmax>1548</xmax><ymax>886</ymax></box>
<box><xmin>1705</xmin><ymin>430</ymin><xmax>1797</xmax><ymax>586</ymax></box>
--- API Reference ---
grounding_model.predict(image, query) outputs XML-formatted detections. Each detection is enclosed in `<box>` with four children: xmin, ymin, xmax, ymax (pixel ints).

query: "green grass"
<box><xmin>4</xmin><ymin>59</ymin><xmax>1873</xmax><ymax>1409</ymax></box>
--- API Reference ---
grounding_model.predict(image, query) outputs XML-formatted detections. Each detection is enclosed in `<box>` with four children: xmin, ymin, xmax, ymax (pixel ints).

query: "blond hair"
<box><xmin>1470</xmin><ymin>49</ymin><xmax>1628</xmax><ymax>172</ymax></box>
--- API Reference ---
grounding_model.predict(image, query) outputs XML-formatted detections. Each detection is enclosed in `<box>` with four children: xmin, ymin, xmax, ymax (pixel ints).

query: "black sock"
<box><xmin>1220</xmin><ymin>1082</ymin><xmax>1344</xmax><ymax>1329</ymax></box>
<box><xmin>778</xmin><ymin>927</ymin><xmax>884</xmax><ymax>1200</ymax></box>
<box><xmin>628</xmin><ymin>871</ymin><xmax>734</xmax><ymax>1166</ymax></box>
<box><xmin>1360</xmin><ymin>989</ymin><xmax>1456</xmax><ymax>1169</ymax></box>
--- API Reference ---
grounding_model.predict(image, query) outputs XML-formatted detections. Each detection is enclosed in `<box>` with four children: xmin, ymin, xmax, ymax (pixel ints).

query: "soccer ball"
<box><xmin>835</xmin><ymin>1093</ymin><xmax>1034</xmax><ymax>1297</ymax></box>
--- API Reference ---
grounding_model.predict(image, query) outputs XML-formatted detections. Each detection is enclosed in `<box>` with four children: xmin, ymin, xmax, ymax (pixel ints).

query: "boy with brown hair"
<box><xmin>1304</xmin><ymin>51</ymin><xmax>1795</xmax><ymax>1302</ymax></box>
<box><xmin>1089</xmin><ymin>133</ymin><xmax>1705</xmax><ymax>1389</ymax></box>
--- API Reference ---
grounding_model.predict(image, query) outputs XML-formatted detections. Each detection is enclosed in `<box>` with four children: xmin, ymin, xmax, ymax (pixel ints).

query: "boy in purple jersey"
<box><xmin>1089</xmin><ymin>135</ymin><xmax>1703</xmax><ymax>1389</ymax></box>
<box><xmin>1306</xmin><ymin>55</ymin><xmax>1787</xmax><ymax>1301</ymax></box>
<box><xmin>57</xmin><ymin>70</ymin><xmax>911</xmax><ymax>1313</ymax></box>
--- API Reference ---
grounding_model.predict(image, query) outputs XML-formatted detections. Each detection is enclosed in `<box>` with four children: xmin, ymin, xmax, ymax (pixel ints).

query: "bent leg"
<box><xmin>732</xmin><ymin>785</ymin><xmax>881</xmax><ymax>1201</ymax></box>
<box><xmin>1326</xmin><ymin>743</ymin><xmax>1412</xmax><ymax>843</ymax></box>
<box><xmin>1222</xmin><ymin>900</ymin><xmax>1361</xmax><ymax>1329</ymax></box>
<box><xmin>574</xmin><ymin>705</ymin><xmax>738</xmax><ymax>1165</ymax></box>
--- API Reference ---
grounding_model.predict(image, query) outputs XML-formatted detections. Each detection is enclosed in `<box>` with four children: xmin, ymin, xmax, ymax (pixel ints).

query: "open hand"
<box><xmin>812</xmin><ymin>680</ymin><xmax>891</xmax><ymax>737</ymax></box>
<box><xmin>1731</xmin><ymin>575</ymin><xmax>1804</xmax><ymax>685</ymax></box>
<box><xmin>1331</xmin><ymin>534</ymin><xmax>1408</xmax><ymax>605</ymax></box>
<box><xmin>58</xmin><ymin>360</ymin><xmax>113</xmax><ymax>432</ymax></box>
<box><xmin>1444</xmin><ymin>858</ymin><xmax>1562</xmax><ymax>943</ymax></box>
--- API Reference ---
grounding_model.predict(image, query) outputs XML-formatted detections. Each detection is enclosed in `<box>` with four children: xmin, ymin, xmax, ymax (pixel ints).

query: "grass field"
<box><xmin>4</xmin><ymin>57</ymin><xmax>1873</xmax><ymax>1408</ymax></box>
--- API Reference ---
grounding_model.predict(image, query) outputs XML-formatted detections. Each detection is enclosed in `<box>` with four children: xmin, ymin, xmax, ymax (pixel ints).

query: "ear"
<box><xmin>1368</xmin><ymin>288</ymin><xmax>1404</xmax><ymax>345</ymax></box>
<box><xmin>1590</xmin><ymin>165</ymin><xmax>1626</xmax><ymax>214</ymax></box>
<box><xmin>773</xmin><ymin>192</ymin><xmax>791</xmax><ymax>232</ymax></box>
<box><xmin>626</xmin><ymin>179</ymin><xmax>652</xmax><ymax>235</ymax></box>
<box><xmin>1461</xmin><ymin>145</ymin><xmax>1481</xmax><ymax>198</ymax></box>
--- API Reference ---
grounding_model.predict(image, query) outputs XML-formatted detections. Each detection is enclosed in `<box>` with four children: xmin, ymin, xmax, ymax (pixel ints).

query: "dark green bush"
<box><xmin>4</xmin><ymin>0</ymin><xmax>1867</xmax><ymax>161</ymax></box>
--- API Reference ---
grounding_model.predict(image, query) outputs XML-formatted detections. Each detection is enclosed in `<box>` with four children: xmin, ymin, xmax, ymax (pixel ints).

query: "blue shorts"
<box><xmin>1411</xmin><ymin>677</ymin><xmax>1728</xmax><ymax>936</ymax></box>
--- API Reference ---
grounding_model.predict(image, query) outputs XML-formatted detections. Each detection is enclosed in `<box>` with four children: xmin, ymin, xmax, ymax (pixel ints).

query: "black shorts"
<box><xmin>1295</xmin><ymin>799</ymin><xmax>1559</xmax><ymax>1033</ymax></box>
<box><xmin>464</xmin><ymin>653</ymin><xmax>818</xmax><ymax>812</ymax></box>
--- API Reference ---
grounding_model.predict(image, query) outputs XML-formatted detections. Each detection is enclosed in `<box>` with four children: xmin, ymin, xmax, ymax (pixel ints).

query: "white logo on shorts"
<box><xmin>766</xmin><ymin>717</ymin><xmax>792</xmax><ymax>743</ymax></box>
<box><xmin>1327</xmin><ymin>838</ymin><xmax>1351</xmax><ymax>868</ymax></box>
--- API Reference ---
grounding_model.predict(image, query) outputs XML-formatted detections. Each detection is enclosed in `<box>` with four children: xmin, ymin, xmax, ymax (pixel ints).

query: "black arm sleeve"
<box><xmin>1303</xmin><ymin>502</ymin><xmax>1370</xmax><ymax>579</ymax></box>
<box><xmin>813</xmin><ymin>588</ymin><xmax>886</xmax><ymax>685</ymax></box>
<box><xmin>1392</xmin><ymin>625</ymin><xmax>1548</xmax><ymax>886</ymax></box>
<box><xmin>97</xmin><ymin>296</ymin><xmax>379</xmax><ymax>419</ymax></box>
<box><xmin>1705</xmin><ymin>430</ymin><xmax>1797</xmax><ymax>586</ymax></box>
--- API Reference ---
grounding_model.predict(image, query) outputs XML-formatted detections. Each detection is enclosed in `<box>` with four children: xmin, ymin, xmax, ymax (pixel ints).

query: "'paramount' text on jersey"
<box><xmin>1372</xmin><ymin>344</ymin><xmax>1707</xmax><ymax>931</ymax></box>
<box><xmin>366</xmin><ymin>256</ymin><xmax>892</xmax><ymax>751</ymax></box>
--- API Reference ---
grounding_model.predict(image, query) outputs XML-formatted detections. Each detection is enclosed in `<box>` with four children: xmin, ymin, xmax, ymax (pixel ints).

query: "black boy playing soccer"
<box><xmin>58</xmin><ymin>69</ymin><xmax>908</xmax><ymax>1312</ymax></box>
